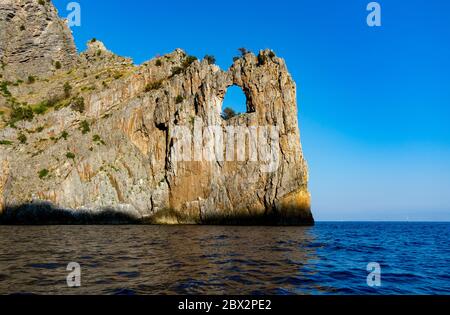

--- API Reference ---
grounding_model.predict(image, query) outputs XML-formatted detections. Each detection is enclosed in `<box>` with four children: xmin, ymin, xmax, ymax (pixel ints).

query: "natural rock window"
<box><xmin>221</xmin><ymin>85</ymin><xmax>252</xmax><ymax>120</ymax></box>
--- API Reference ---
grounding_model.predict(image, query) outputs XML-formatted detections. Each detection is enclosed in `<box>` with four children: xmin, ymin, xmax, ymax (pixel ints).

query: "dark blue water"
<box><xmin>0</xmin><ymin>222</ymin><xmax>449</xmax><ymax>295</ymax></box>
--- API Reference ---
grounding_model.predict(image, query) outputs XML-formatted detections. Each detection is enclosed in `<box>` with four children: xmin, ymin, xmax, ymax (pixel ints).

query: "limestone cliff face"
<box><xmin>0</xmin><ymin>1</ymin><xmax>313</xmax><ymax>225</ymax></box>
<box><xmin>0</xmin><ymin>0</ymin><xmax>77</xmax><ymax>80</ymax></box>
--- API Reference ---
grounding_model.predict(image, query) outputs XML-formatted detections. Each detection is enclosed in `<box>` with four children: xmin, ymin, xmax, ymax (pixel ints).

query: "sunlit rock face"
<box><xmin>0</xmin><ymin>0</ymin><xmax>313</xmax><ymax>225</ymax></box>
<box><xmin>0</xmin><ymin>0</ymin><xmax>77</xmax><ymax>81</ymax></box>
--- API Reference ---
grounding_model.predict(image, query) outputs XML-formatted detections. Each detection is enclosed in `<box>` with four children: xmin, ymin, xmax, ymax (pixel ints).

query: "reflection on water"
<box><xmin>0</xmin><ymin>225</ymin><xmax>318</xmax><ymax>295</ymax></box>
<box><xmin>1</xmin><ymin>223</ymin><xmax>449</xmax><ymax>295</ymax></box>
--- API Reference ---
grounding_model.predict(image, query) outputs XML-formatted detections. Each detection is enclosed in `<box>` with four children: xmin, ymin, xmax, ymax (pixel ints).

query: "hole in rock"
<box><xmin>221</xmin><ymin>85</ymin><xmax>253</xmax><ymax>120</ymax></box>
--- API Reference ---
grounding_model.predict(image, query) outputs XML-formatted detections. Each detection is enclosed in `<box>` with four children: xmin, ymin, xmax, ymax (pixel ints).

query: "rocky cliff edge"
<box><xmin>0</xmin><ymin>0</ymin><xmax>313</xmax><ymax>225</ymax></box>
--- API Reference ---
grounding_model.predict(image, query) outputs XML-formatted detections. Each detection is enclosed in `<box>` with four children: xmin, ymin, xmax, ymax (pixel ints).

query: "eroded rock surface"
<box><xmin>0</xmin><ymin>0</ymin><xmax>313</xmax><ymax>225</ymax></box>
<box><xmin>0</xmin><ymin>0</ymin><xmax>77</xmax><ymax>80</ymax></box>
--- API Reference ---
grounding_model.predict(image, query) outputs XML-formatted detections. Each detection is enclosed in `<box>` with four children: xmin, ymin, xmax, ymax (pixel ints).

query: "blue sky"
<box><xmin>53</xmin><ymin>0</ymin><xmax>450</xmax><ymax>221</ymax></box>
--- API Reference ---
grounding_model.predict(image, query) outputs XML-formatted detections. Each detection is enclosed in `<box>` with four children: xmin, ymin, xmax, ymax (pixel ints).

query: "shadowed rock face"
<box><xmin>0</xmin><ymin>1</ymin><xmax>313</xmax><ymax>225</ymax></box>
<box><xmin>0</xmin><ymin>0</ymin><xmax>77</xmax><ymax>80</ymax></box>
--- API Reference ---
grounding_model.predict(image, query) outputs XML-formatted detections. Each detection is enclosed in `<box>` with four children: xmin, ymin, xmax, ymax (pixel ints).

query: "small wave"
<box><xmin>116</xmin><ymin>271</ymin><xmax>140</xmax><ymax>279</ymax></box>
<box><xmin>25</xmin><ymin>263</ymin><xmax>64</xmax><ymax>270</ymax></box>
<box><xmin>111</xmin><ymin>288</ymin><xmax>136</xmax><ymax>295</ymax></box>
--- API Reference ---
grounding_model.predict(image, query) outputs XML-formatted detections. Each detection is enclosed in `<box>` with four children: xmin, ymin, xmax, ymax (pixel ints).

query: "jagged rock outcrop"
<box><xmin>0</xmin><ymin>0</ymin><xmax>77</xmax><ymax>80</ymax></box>
<box><xmin>0</xmin><ymin>0</ymin><xmax>313</xmax><ymax>225</ymax></box>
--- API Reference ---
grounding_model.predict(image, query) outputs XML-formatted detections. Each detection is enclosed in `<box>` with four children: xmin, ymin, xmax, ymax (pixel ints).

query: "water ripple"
<box><xmin>0</xmin><ymin>223</ymin><xmax>449</xmax><ymax>294</ymax></box>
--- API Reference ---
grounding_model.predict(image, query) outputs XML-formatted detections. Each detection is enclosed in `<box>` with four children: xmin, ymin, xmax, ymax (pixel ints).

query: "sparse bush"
<box><xmin>80</xmin><ymin>85</ymin><xmax>96</xmax><ymax>92</ymax></box>
<box><xmin>20</xmin><ymin>25</ymin><xmax>25</xmax><ymax>31</ymax></box>
<box><xmin>79</xmin><ymin>120</ymin><xmax>90</xmax><ymax>134</ymax></box>
<box><xmin>32</xmin><ymin>102</ymin><xmax>48</xmax><ymax>114</ymax></box>
<box><xmin>155</xmin><ymin>59</ymin><xmax>162</xmax><ymax>67</ymax></box>
<box><xmin>0</xmin><ymin>81</ymin><xmax>10</xmax><ymax>97</ymax></box>
<box><xmin>204</xmin><ymin>55</ymin><xmax>216</xmax><ymax>65</ymax></box>
<box><xmin>66</xmin><ymin>152</ymin><xmax>76</xmax><ymax>160</ymax></box>
<box><xmin>93</xmin><ymin>134</ymin><xmax>106</xmax><ymax>145</ymax></box>
<box><xmin>96</xmin><ymin>50</ymin><xmax>102</xmax><ymax>57</ymax></box>
<box><xmin>46</xmin><ymin>95</ymin><xmax>62</xmax><ymax>107</ymax></box>
<box><xmin>238</xmin><ymin>47</ymin><xmax>250</xmax><ymax>56</ymax></box>
<box><xmin>60</xmin><ymin>131</ymin><xmax>69</xmax><ymax>140</ymax></box>
<box><xmin>38</xmin><ymin>169</ymin><xmax>49</xmax><ymax>179</ymax></box>
<box><xmin>27</xmin><ymin>76</ymin><xmax>36</xmax><ymax>84</ymax></box>
<box><xmin>170</xmin><ymin>66</ymin><xmax>183</xmax><ymax>77</ymax></box>
<box><xmin>0</xmin><ymin>140</ymin><xmax>13</xmax><ymax>145</ymax></box>
<box><xmin>10</xmin><ymin>105</ymin><xmax>34</xmax><ymax>124</ymax></box>
<box><xmin>70</xmin><ymin>96</ymin><xmax>85</xmax><ymax>113</ymax></box>
<box><xmin>38</xmin><ymin>0</ymin><xmax>45</xmax><ymax>5</ymax></box>
<box><xmin>182</xmin><ymin>55</ymin><xmax>197</xmax><ymax>69</ymax></box>
<box><xmin>18</xmin><ymin>133</ymin><xmax>27</xmax><ymax>144</ymax></box>
<box><xmin>90</xmin><ymin>38</ymin><xmax>97</xmax><ymax>43</ymax></box>
<box><xmin>221</xmin><ymin>107</ymin><xmax>238</xmax><ymax>120</ymax></box>
<box><xmin>257</xmin><ymin>54</ymin><xmax>267</xmax><ymax>66</ymax></box>
<box><xmin>113</xmin><ymin>72</ymin><xmax>123</xmax><ymax>80</ymax></box>
<box><xmin>257</xmin><ymin>51</ymin><xmax>276</xmax><ymax>66</ymax></box>
<box><xmin>32</xmin><ymin>94</ymin><xmax>65</xmax><ymax>115</ymax></box>
<box><xmin>145</xmin><ymin>80</ymin><xmax>163</xmax><ymax>92</ymax></box>
<box><xmin>55</xmin><ymin>61</ymin><xmax>62</xmax><ymax>70</ymax></box>
<box><xmin>63</xmin><ymin>82</ymin><xmax>72</xmax><ymax>98</ymax></box>
<box><xmin>175</xmin><ymin>95</ymin><xmax>183</xmax><ymax>104</ymax></box>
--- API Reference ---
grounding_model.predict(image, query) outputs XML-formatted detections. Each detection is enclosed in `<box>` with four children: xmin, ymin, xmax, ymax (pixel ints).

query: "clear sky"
<box><xmin>53</xmin><ymin>0</ymin><xmax>450</xmax><ymax>221</ymax></box>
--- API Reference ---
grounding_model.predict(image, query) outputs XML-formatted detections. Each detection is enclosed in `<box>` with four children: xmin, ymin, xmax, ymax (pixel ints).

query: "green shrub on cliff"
<box><xmin>170</xmin><ymin>67</ymin><xmax>183</xmax><ymax>77</ymax></box>
<box><xmin>0</xmin><ymin>81</ymin><xmax>11</xmax><ymax>97</ymax></box>
<box><xmin>257</xmin><ymin>53</ymin><xmax>268</xmax><ymax>66</ymax></box>
<box><xmin>10</xmin><ymin>105</ymin><xmax>34</xmax><ymax>124</ymax></box>
<box><xmin>145</xmin><ymin>80</ymin><xmax>163</xmax><ymax>92</ymax></box>
<box><xmin>221</xmin><ymin>107</ymin><xmax>238</xmax><ymax>120</ymax></box>
<box><xmin>182</xmin><ymin>55</ymin><xmax>197</xmax><ymax>69</ymax></box>
<box><xmin>17</xmin><ymin>133</ymin><xmax>27</xmax><ymax>144</ymax></box>
<box><xmin>63</xmin><ymin>82</ymin><xmax>72</xmax><ymax>98</ymax></box>
<box><xmin>32</xmin><ymin>102</ymin><xmax>48</xmax><ymax>115</ymax></box>
<box><xmin>238</xmin><ymin>47</ymin><xmax>250</xmax><ymax>56</ymax></box>
<box><xmin>204</xmin><ymin>55</ymin><xmax>216</xmax><ymax>65</ymax></box>
<box><xmin>0</xmin><ymin>140</ymin><xmax>13</xmax><ymax>145</ymax></box>
<box><xmin>60</xmin><ymin>131</ymin><xmax>69</xmax><ymax>140</ymax></box>
<box><xmin>175</xmin><ymin>95</ymin><xmax>184</xmax><ymax>104</ymax></box>
<box><xmin>38</xmin><ymin>169</ymin><xmax>49</xmax><ymax>179</ymax></box>
<box><xmin>93</xmin><ymin>134</ymin><xmax>106</xmax><ymax>145</ymax></box>
<box><xmin>27</xmin><ymin>76</ymin><xmax>36</xmax><ymax>84</ymax></box>
<box><xmin>70</xmin><ymin>96</ymin><xmax>85</xmax><ymax>113</ymax></box>
<box><xmin>79</xmin><ymin>120</ymin><xmax>90</xmax><ymax>134</ymax></box>
<box><xmin>32</xmin><ymin>94</ymin><xmax>66</xmax><ymax>115</ymax></box>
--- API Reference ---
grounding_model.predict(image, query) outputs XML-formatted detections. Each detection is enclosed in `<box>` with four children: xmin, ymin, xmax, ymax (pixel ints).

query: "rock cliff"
<box><xmin>0</xmin><ymin>0</ymin><xmax>313</xmax><ymax>225</ymax></box>
<box><xmin>0</xmin><ymin>0</ymin><xmax>77</xmax><ymax>80</ymax></box>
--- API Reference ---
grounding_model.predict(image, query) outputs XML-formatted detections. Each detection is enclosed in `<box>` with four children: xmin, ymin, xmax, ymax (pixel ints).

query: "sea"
<box><xmin>0</xmin><ymin>222</ymin><xmax>449</xmax><ymax>295</ymax></box>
